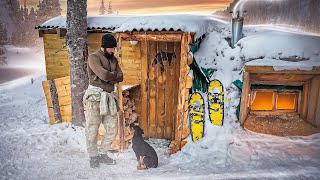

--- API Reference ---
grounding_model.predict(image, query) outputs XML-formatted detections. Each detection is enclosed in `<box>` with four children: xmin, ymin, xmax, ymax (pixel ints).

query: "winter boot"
<box><xmin>90</xmin><ymin>156</ymin><xmax>100</xmax><ymax>168</ymax></box>
<box><xmin>99</xmin><ymin>154</ymin><xmax>116</xmax><ymax>165</ymax></box>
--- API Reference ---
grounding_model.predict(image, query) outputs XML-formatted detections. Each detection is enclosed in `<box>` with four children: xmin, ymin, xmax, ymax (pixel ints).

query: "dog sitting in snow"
<box><xmin>130</xmin><ymin>124</ymin><xmax>158</xmax><ymax>170</ymax></box>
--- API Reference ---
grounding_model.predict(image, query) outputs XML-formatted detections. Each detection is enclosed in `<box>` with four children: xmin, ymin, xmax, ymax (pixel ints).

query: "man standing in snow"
<box><xmin>83</xmin><ymin>34</ymin><xmax>123</xmax><ymax>168</ymax></box>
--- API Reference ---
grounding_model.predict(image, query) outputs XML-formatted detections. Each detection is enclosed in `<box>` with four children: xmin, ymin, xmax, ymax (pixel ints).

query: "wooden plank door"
<box><xmin>145</xmin><ymin>41</ymin><xmax>181</xmax><ymax>139</ymax></box>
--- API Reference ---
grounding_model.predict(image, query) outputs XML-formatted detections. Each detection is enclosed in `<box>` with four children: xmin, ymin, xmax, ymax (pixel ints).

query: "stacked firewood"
<box><xmin>110</xmin><ymin>90</ymin><xmax>138</xmax><ymax>151</ymax></box>
<box><xmin>122</xmin><ymin>91</ymin><xmax>138</xmax><ymax>126</ymax></box>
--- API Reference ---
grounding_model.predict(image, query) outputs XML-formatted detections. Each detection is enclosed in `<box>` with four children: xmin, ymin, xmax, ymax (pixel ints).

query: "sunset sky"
<box><xmin>22</xmin><ymin>0</ymin><xmax>233</xmax><ymax>15</ymax></box>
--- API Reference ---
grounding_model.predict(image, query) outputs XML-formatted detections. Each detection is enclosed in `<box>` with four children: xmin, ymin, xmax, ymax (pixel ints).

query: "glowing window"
<box><xmin>250</xmin><ymin>91</ymin><xmax>274</xmax><ymax>111</ymax></box>
<box><xmin>276</xmin><ymin>93</ymin><xmax>296</xmax><ymax>110</ymax></box>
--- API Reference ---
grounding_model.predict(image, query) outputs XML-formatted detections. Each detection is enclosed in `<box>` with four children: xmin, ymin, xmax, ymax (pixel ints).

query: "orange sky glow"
<box><xmin>23</xmin><ymin>0</ymin><xmax>233</xmax><ymax>15</ymax></box>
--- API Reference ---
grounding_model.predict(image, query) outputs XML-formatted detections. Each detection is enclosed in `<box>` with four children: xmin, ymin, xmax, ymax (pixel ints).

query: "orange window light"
<box><xmin>251</xmin><ymin>91</ymin><xmax>274</xmax><ymax>111</ymax></box>
<box><xmin>276</xmin><ymin>93</ymin><xmax>296</xmax><ymax>110</ymax></box>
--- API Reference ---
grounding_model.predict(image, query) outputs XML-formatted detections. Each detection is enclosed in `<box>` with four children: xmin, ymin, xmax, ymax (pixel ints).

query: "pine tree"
<box><xmin>107</xmin><ymin>1</ymin><xmax>113</xmax><ymax>14</ymax></box>
<box><xmin>7</xmin><ymin>0</ymin><xmax>20</xmax><ymax>21</ymax></box>
<box><xmin>0</xmin><ymin>47</ymin><xmax>7</xmax><ymax>65</ymax></box>
<box><xmin>0</xmin><ymin>22</ymin><xmax>7</xmax><ymax>65</ymax></box>
<box><xmin>29</xmin><ymin>7</ymin><xmax>36</xmax><ymax>19</ymax></box>
<box><xmin>0</xmin><ymin>22</ymin><xmax>8</xmax><ymax>46</ymax></box>
<box><xmin>66</xmin><ymin>0</ymin><xmax>89</xmax><ymax>126</ymax></box>
<box><xmin>99</xmin><ymin>0</ymin><xmax>106</xmax><ymax>15</ymax></box>
<box><xmin>36</xmin><ymin>0</ymin><xmax>62</xmax><ymax>25</ymax></box>
<box><xmin>23</xmin><ymin>0</ymin><xmax>28</xmax><ymax>21</ymax></box>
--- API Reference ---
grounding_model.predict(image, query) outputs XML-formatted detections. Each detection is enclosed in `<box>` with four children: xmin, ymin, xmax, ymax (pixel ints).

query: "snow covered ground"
<box><xmin>1</xmin><ymin>75</ymin><xmax>319</xmax><ymax>179</ymax></box>
<box><xmin>1</xmin><ymin>16</ymin><xmax>320</xmax><ymax>179</ymax></box>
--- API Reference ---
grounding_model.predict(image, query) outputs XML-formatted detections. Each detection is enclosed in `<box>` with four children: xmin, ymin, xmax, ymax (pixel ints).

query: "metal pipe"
<box><xmin>231</xmin><ymin>11</ymin><xmax>244</xmax><ymax>48</ymax></box>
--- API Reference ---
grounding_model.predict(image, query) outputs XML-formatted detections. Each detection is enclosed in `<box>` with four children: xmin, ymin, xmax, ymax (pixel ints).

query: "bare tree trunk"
<box><xmin>66</xmin><ymin>0</ymin><xmax>88</xmax><ymax>127</ymax></box>
<box><xmin>49</xmin><ymin>80</ymin><xmax>62</xmax><ymax>123</ymax></box>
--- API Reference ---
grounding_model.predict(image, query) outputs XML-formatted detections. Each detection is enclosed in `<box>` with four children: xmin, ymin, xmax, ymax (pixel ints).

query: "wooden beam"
<box><xmin>57</xmin><ymin>28</ymin><xmax>67</xmax><ymax>38</ymax></box>
<box><xmin>240</xmin><ymin>72</ymin><xmax>250</xmax><ymax>126</ymax></box>
<box><xmin>117</xmin><ymin>83</ymin><xmax>125</xmax><ymax>152</ymax></box>
<box><xmin>315</xmin><ymin>76</ymin><xmax>320</xmax><ymax>127</ymax></box>
<box><xmin>38</xmin><ymin>29</ymin><xmax>58</xmax><ymax>37</ymax></box>
<box><xmin>38</xmin><ymin>30</ymin><xmax>44</xmax><ymax>38</ymax></box>
<box><xmin>297</xmin><ymin>90</ymin><xmax>302</xmax><ymax>115</ymax></box>
<box><xmin>119</xmin><ymin>33</ymin><xmax>182</xmax><ymax>42</ymax></box>
<box><xmin>250</xmin><ymin>111</ymin><xmax>298</xmax><ymax>116</ymax></box>
<box><xmin>307</xmin><ymin>75</ymin><xmax>320</xmax><ymax>127</ymax></box>
<box><xmin>245</xmin><ymin>66</ymin><xmax>320</xmax><ymax>75</ymax></box>
<box><xmin>251</xmin><ymin>81</ymin><xmax>305</xmax><ymax>86</ymax></box>
<box><xmin>139</xmin><ymin>39</ymin><xmax>149</xmax><ymax>136</ymax></box>
<box><xmin>250</xmin><ymin>73</ymin><xmax>316</xmax><ymax>84</ymax></box>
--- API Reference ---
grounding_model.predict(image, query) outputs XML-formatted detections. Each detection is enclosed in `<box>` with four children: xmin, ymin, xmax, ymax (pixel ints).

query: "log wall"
<box><xmin>306</xmin><ymin>75</ymin><xmax>320</xmax><ymax>127</ymax></box>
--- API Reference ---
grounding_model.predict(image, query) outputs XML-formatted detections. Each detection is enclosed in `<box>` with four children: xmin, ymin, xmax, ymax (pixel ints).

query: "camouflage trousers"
<box><xmin>83</xmin><ymin>95</ymin><xmax>118</xmax><ymax>157</ymax></box>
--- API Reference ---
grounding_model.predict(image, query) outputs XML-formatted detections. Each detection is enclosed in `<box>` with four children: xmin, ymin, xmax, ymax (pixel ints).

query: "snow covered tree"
<box><xmin>36</xmin><ymin>0</ymin><xmax>62</xmax><ymax>25</ymax></box>
<box><xmin>0</xmin><ymin>22</ymin><xmax>8</xmax><ymax>46</ymax></box>
<box><xmin>66</xmin><ymin>0</ymin><xmax>89</xmax><ymax>126</ymax></box>
<box><xmin>107</xmin><ymin>1</ymin><xmax>113</xmax><ymax>14</ymax></box>
<box><xmin>23</xmin><ymin>0</ymin><xmax>28</xmax><ymax>21</ymax></box>
<box><xmin>29</xmin><ymin>7</ymin><xmax>36</xmax><ymax>19</ymax></box>
<box><xmin>7</xmin><ymin>0</ymin><xmax>20</xmax><ymax>21</ymax></box>
<box><xmin>99</xmin><ymin>0</ymin><xmax>106</xmax><ymax>15</ymax></box>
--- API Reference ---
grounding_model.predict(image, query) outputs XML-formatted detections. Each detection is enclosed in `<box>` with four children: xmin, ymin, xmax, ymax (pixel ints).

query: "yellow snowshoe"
<box><xmin>208</xmin><ymin>80</ymin><xmax>224</xmax><ymax>126</ymax></box>
<box><xmin>188</xmin><ymin>92</ymin><xmax>205</xmax><ymax>142</ymax></box>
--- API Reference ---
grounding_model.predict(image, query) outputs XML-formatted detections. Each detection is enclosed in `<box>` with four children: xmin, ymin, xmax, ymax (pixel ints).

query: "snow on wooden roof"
<box><xmin>37</xmin><ymin>14</ymin><xmax>215</xmax><ymax>39</ymax></box>
<box><xmin>38</xmin><ymin>15</ymin><xmax>130</xmax><ymax>31</ymax></box>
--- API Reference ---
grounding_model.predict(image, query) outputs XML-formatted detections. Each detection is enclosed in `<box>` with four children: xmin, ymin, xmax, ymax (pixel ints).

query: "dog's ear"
<box><xmin>130</xmin><ymin>123</ymin><xmax>135</xmax><ymax>128</ymax></box>
<box><xmin>137</xmin><ymin>126</ymin><xmax>144</xmax><ymax>134</ymax></box>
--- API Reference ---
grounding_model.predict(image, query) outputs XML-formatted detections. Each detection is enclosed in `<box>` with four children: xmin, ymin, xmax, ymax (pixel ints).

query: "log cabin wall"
<box><xmin>43</xmin><ymin>34</ymin><xmax>69</xmax><ymax>80</ymax></box>
<box><xmin>117</xmin><ymin>40</ymin><xmax>142</xmax><ymax>85</ymax></box>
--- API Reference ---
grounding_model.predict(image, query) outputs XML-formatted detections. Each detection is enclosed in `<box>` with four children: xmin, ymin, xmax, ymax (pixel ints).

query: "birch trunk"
<box><xmin>66</xmin><ymin>0</ymin><xmax>88</xmax><ymax>126</ymax></box>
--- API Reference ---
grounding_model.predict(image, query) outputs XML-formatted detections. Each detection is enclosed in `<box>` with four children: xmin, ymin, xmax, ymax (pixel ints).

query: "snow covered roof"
<box><xmin>242</xmin><ymin>30</ymin><xmax>320</xmax><ymax>71</ymax></box>
<box><xmin>37</xmin><ymin>15</ymin><xmax>130</xmax><ymax>31</ymax></box>
<box><xmin>37</xmin><ymin>14</ymin><xmax>215</xmax><ymax>39</ymax></box>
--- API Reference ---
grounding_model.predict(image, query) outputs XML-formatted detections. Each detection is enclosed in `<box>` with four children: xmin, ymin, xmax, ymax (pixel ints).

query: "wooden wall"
<box><xmin>42</xmin><ymin>76</ymin><xmax>72</xmax><ymax>124</ymax></box>
<box><xmin>306</xmin><ymin>75</ymin><xmax>320</xmax><ymax>127</ymax></box>
<box><xmin>43</xmin><ymin>34</ymin><xmax>69</xmax><ymax>80</ymax></box>
<box><xmin>118</xmin><ymin>40</ymin><xmax>142</xmax><ymax>85</ymax></box>
<box><xmin>240</xmin><ymin>72</ymin><xmax>250</xmax><ymax>125</ymax></box>
<box><xmin>43</xmin><ymin>33</ymin><xmax>142</xmax><ymax>86</ymax></box>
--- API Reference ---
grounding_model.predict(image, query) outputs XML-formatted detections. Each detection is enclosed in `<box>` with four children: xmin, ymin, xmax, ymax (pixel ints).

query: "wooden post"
<box><xmin>307</xmin><ymin>75</ymin><xmax>320</xmax><ymax>126</ymax></box>
<box><xmin>240</xmin><ymin>72</ymin><xmax>250</xmax><ymax>126</ymax></box>
<box><xmin>173</xmin><ymin>32</ymin><xmax>190</xmax><ymax>153</ymax></box>
<box><xmin>140</xmin><ymin>39</ymin><xmax>149</xmax><ymax>136</ymax></box>
<box><xmin>49</xmin><ymin>80</ymin><xmax>62</xmax><ymax>123</ymax></box>
<box><xmin>117</xmin><ymin>83</ymin><xmax>125</xmax><ymax>152</ymax></box>
<box><xmin>301</xmin><ymin>81</ymin><xmax>311</xmax><ymax>119</ymax></box>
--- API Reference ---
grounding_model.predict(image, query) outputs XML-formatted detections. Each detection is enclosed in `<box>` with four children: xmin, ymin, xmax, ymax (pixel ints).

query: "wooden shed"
<box><xmin>240</xmin><ymin>65</ymin><xmax>320</xmax><ymax>136</ymax></box>
<box><xmin>37</xmin><ymin>15</ymin><xmax>203</xmax><ymax>153</ymax></box>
